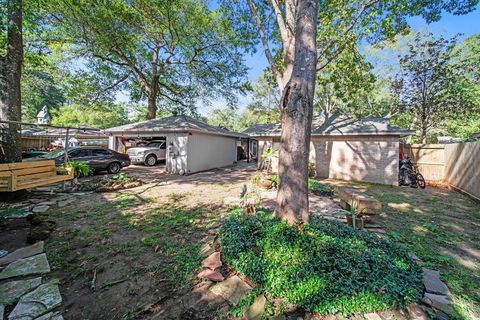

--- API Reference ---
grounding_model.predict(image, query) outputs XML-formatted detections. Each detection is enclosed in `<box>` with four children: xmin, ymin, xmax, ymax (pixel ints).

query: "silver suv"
<box><xmin>126</xmin><ymin>141</ymin><xmax>166</xmax><ymax>166</ymax></box>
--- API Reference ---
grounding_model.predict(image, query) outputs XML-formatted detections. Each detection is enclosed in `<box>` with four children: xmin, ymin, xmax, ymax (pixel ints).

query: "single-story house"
<box><xmin>105</xmin><ymin>115</ymin><xmax>251</xmax><ymax>175</ymax></box>
<box><xmin>244</xmin><ymin>114</ymin><xmax>415</xmax><ymax>186</ymax></box>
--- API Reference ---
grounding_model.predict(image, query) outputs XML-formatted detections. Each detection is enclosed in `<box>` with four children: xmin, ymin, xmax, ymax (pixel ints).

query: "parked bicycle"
<box><xmin>399</xmin><ymin>156</ymin><xmax>426</xmax><ymax>189</ymax></box>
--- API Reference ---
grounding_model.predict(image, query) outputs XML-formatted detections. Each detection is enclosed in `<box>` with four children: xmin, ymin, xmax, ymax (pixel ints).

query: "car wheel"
<box><xmin>107</xmin><ymin>162</ymin><xmax>121</xmax><ymax>174</ymax></box>
<box><xmin>145</xmin><ymin>154</ymin><xmax>157</xmax><ymax>166</ymax></box>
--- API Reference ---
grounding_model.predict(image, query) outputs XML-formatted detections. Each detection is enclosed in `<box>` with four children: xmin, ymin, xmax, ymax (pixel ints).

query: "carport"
<box><xmin>105</xmin><ymin>115</ymin><xmax>247</xmax><ymax>175</ymax></box>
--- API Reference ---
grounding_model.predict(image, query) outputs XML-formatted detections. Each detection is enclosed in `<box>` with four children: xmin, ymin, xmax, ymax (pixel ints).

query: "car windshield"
<box><xmin>147</xmin><ymin>141</ymin><xmax>164</xmax><ymax>148</ymax></box>
<box><xmin>39</xmin><ymin>149</ymin><xmax>65</xmax><ymax>159</ymax></box>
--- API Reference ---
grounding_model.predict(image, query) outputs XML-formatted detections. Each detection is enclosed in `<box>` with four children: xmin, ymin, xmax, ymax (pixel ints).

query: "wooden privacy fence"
<box><xmin>444</xmin><ymin>142</ymin><xmax>480</xmax><ymax>201</ymax></box>
<box><xmin>401</xmin><ymin>142</ymin><xmax>480</xmax><ymax>200</ymax></box>
<box><xmin>400</xmin><ymin>144</ymin><xmax>445</xmax><ymax>181</ymax></box>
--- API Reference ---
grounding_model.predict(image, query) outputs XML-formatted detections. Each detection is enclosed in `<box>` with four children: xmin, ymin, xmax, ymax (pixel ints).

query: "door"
<box><xmin>68</xmin><ymin>148</ymin><xmax>92</xmax><ymax>163</ymax></box>
<box><xmin>250</xmin><ymin>140</ymin><xmax>258</xmax><ymax>159</ymax></box>
<box><xmin>90</xmin><ymin>149</ymin><xmax>114</xmax><ymax>170</ymax></box>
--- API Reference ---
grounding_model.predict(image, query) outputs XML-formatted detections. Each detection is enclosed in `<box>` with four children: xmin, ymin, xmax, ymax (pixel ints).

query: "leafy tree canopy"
<box><xmin>367</xmin><ymin>31</ymin><xmax>480</xmax><ymax>142</ymax></box>
<box><xmin>42</xmin><ymin>0</ymin><xmax>249</xmax><ymax>119</ymax></box>
<box><xmin>51</xmin><ymin>102</ymin><xmax>130</xmax><ymax>129</ymax></box>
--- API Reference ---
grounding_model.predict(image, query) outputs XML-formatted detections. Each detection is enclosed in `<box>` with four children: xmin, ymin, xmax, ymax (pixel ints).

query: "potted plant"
<box><xmin>335</xmin><ymin>200</ymin><xmax>366</xmax><ymax>229</ymax></box>
<box><xmin>256</xmin><ymin>148</ymin><xmax>278</xmax><ymax>190</ymax></box>
<box><xmin>346</xmin><ymin>201</ymin><xmax>366</xmax><ymax>229</ymax></box>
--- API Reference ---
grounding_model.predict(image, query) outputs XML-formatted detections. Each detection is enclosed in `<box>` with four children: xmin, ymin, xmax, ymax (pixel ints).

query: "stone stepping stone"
<box><xmin>34</xmin><ymin>311</ymin><xmax>64</xmax><ymax>320</ymax></box>
<box><xmin>0</xmin><ymin>242</ymin><xmax>44</xmax><ymax>267</ymax></box>
<box><xmin>406</xmin><ymin>303</ymin><xmax>429</xmax><ymax>320</ymax></box>
<box><xmin>422</xmin><ymin>268</ymin><xmax>450</xmax><ymax>295</ymax></box>
<box><xmin>364</xmin><ymin>313</ymin><xmax>382</xmax><ymax>320</ymax></box>
<box><xmin>209</xmin><ymin>275</ymin><xmax>252</xmax><ymax>306</ymax></box>
<box><xmin>32</xmin><ymin>206</ymin><xmax>50</xmax><ymax>214</ymax></box>
<box><xmin>200</xmin><ymin>243</ymin><xmax>214</xmax><ymax>257</ymax></box>
<box><xmin>244</xmin><ymin>294</ymin><xmax>266</xmax><ymax>320</ymax></box>
<box><xmin>197</xmin><ymin>269</ymin><xmax>224</xmax><ymax>282</ymax></box>
<box><xmin>0</xmin><ymin>277</ymin><xmax>42</xmax><ymax>306</ymax></box>
<box><xmin>37</xmin><ymin>201</ymin><xmax>56</xmax><ymax>206</ymax></box>
<box><xmin>0</xmin><ymin>254</ymin><xmax>50</xmax><ymax>281</ymax></box>
<box><xmin>422</xmin><ymin>293</ymin><xmax>453</xmax><ymax>315</ymax></box>
<box><xmin>8</xmin><ymin>283</ymin><xmax>62</xmax><ymax>320</ymax></box>
<box><xmin>202</xmin><ymin>252</ymin><xmax>222</xmax><ymax>270</ymax></box>
<box><xmin>181</xmin><ymin>281</ymin><xmax>227</xmax><ymax>316</ymax></box>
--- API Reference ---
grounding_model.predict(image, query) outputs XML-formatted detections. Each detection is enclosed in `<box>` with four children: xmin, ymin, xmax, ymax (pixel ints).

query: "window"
<box><xmin>92</xmin><ymin>149</ymin><xmax>111</xmax><ymax>156</ymax></box>
<box><xmin>147</xmin><ymin>141</ymin><xmax>166</xmax><ymax>149</ymax></box>
<box><xmin>69</xmin><ymin>149</ymin><xmax>91</xmax><ymax>158</ymax></box>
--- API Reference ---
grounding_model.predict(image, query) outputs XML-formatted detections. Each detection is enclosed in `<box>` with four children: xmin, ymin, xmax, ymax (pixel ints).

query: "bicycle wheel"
<box><xmin>416</xmin><ymin>173</ymin><xmax>426</xmax><ymax>189</ymax></box>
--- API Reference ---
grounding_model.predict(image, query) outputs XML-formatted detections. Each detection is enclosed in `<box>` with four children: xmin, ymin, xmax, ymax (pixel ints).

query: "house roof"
<box><xmin>37</xmin><ymin>106</ymin><xmax>50</xmax><ymax>119</ymax></box>
<box><xmin>244</xmin><ymin>114</ymin><xmax>415</xmax><ymax>137</ymax></box>
<box><xmin>105</xmin><ymin>115</ymin><xmax>248</xmax><ymax>138</ymax></box>
<box><xmin>473</xmin><ymin>132</ymin><xmax>480</xmax><ymax>139</ymax></box>
<box><xmin>22</xmin><ymin>126</ymin><xmax>107</xmax><ymax>138</ymax></box>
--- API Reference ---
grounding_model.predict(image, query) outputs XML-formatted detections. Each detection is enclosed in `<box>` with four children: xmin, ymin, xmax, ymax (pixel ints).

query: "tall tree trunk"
<box><xmin>421</xmin><ymin>127</ymin><xmax>427</xmax><ymax>144</ymax></box>
<box><xmin>146</xmin><ymin>91</ymin><xmax>157</xmax><ymax>120</ymax></box>
<box><xmin>276</xmin><ymin>0</ymin><xmax>317</xmax><ymax>224</ymax></box>
<box><xmin>0</xmin><ymin>0</ymin><xmax>23</xmax><ymax>163</ymax></box>
<box><xmin>420</xmin><ymin>107</ymin><xmax>427</xmax><ymax>144</ymax></box>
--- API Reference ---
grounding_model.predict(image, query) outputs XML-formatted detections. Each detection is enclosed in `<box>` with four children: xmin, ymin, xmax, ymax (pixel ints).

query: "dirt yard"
<box><xmin>1</xmin><ymin>164</ymin><xmax>479</xmax><ymax>319</ymax></box>
<box><xmin>0</xmin><ymin>163</ymin><xmax>256</xmax><ymax>319</ymax></box>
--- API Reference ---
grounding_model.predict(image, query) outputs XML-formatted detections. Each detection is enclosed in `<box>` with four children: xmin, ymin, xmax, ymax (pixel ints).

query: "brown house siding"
<box><xmin>257</xmin><ymin>135</ymin><xmax>399</xmax><ymax>186</ymax></box>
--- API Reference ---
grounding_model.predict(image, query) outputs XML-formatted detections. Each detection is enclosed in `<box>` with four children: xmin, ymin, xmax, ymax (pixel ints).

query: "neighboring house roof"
<box><xmin>244</xmin><ymin>114</ymin><xmax>415</xmax><ymax>137</ymax></box>
<box><xmin>22</xmin><ymin>126</ymin><xmax>107</xmax><ymax>139</ymax></box>
<box><xmin>473</xmin><ymin>132</ymin><xmax>480</xmax><ymax>139</ymax></box>
<box><xmin>437</xmin><ymin>136</ymin><xmax>464</xmax><ymax>144</ymax></box>
<box><xmin>105</xmin><ymin>115</ymin><xmax>248</xmax><ymax>138</ymax></box>
<box><xmin>21</xmin><ymin>127</ymin><xmax>43</xmax><ymax>137</ymax></box>
<box><xmin>37</xmin><ymin>106</ymin><xmax>51</xmax><ymax>119</ymax></box>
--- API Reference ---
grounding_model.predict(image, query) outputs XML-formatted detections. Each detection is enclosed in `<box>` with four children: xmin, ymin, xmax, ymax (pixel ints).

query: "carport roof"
<box><xmin>105</xmin><ymin>115</ymin><xmax>248</xmax><ymax>138</ymax></box>
<box><xmin>244</xmin><ymin>114</ymin><xmax>415</xmax><ymax>137</ymax></box>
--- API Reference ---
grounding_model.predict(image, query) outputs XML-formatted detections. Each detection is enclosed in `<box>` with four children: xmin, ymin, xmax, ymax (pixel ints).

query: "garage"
<box><xmin>245</xmin><ymin>114</ymin><xmax>415</xmax><ymax>185</ymax></box>
<box><xmin>105</xmin><ymin>115</ymin><xmax>247</xmax><ymax>175</ymax></box>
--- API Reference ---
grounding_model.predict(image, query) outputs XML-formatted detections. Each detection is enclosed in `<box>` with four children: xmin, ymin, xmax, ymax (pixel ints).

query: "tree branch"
<box><xmin>246</xmin><ymin>0</ymin><xmax>283</xmax><ymax>88</ymax></box>
<box><xmin>270</xmin><ymin>0</ymin><xmax>288</xmax><ymax>45</ymax></box>
<box><xmin>316</xmin><ymin>0</ymin><xmax>379</xmax><ymax>71</ymax></box>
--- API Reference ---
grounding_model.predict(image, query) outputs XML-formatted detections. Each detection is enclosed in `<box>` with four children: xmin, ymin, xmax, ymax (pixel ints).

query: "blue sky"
<box><xmin>242</xmin><ymin>7</ymin><xmax>480</xmax><ymax>81</ymax></box>
<box><xmin>116</xmin><ymin>6</ymin><xmax>480</xmax><ymax>116</ymax></box>
<box><xmin>197</xmin><ymin>6</ymin><xmax>480</xmax><ymax>115</ymax></box>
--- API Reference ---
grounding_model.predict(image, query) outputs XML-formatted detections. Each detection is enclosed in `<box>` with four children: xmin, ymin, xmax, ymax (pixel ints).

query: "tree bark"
<box><xmin>275</xmin><ymin>0</ymin><xmax>318</xmax><ymax>224</ymax></box>
<box><xmin>0</xmin><ymin>0</ymin><xmax>23</xmax><ymax>163</ymax></box>
<box><xmin>146</xmin><ymin>94</ymin><xmax>156</xmax><ymax>119</ymax></box>
<box><xmin>421</xmin><ymin>126</ymin><xmax>427</xmax><ymax>144</ymax></box>
<box><xmin>146</xmin><ymin>82</ymin><xmax>158</xmax><ymax>120</ymax></box>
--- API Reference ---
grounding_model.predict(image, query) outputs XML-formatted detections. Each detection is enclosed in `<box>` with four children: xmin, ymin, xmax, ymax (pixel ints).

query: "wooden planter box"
<box><xmin>257</xmin><ymin>178</ymin><xmax>273</xmax><ymax>190</ymax></box>
<box><xmin>346</xmin><ymin>215</ymin><xmax>365</xmax><ymax>229</ymax></box>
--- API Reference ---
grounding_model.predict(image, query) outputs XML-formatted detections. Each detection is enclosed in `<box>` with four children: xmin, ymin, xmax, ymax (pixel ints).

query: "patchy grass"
<box><xmin>308</xmin><ymin>179</ymin><xmax>334</xmax><ymax>196</ymax></box>
<box><xmin>44</xmin><ymin>191</ymin><xmax>222</xmax><ymax>318</ymax></box>
<box><xmin>324</xmin><ymin>181</ymin><xmax>480</xmax><ymax>320</ymax></box>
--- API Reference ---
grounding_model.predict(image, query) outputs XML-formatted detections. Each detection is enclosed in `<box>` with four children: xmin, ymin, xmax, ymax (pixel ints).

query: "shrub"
<box><xmin>67</xmin><ymin>161</ymin><xmax>92</xmax><ymax>177</ymax></box>
<box><xmin>308</xmin><ymin>179</ymin><xmax>334</xmax><ymax>196</ymax></box>
<box><xmin>308</xmin><ymin>162</ymin><xmax>316</xmax><ymax>177</ymax></box>
<box><xmin>221</xmin><ymin>210</ymin><xmax>422</xmax><ymax>316</ymax></box>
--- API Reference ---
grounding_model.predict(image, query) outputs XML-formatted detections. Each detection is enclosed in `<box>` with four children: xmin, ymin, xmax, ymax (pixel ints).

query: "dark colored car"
<box><xmin>22</xmin><ymin>150</ymin><xmax>48</xmax><ymax>159</ymax></box>
<box><xmin>28</xmin><ymin>147</ymin><xmax>130</xmax><ymax>174</ymax></box>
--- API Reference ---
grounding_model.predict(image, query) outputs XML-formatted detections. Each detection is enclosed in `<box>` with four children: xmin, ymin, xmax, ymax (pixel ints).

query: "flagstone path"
<box><xmin>0</xmin><ymin>241</ymin><xmax>63</xmax><ymax>320</ymax></box>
